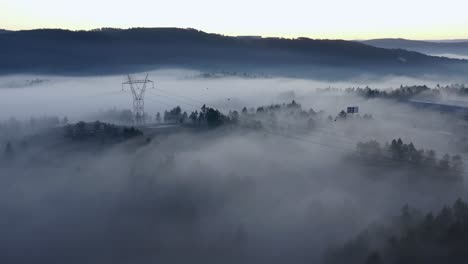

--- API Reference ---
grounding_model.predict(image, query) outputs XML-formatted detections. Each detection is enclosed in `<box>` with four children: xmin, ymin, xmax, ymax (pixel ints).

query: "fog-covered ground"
<box><xmin>1</xmin><ymin>69</ymin><xmax>468</xmax><ymax>263</ymax></box>
<box><xmin>0</xmin><ymin>69</ymin><xmax>463</xmax><ymax>121</ymax></box>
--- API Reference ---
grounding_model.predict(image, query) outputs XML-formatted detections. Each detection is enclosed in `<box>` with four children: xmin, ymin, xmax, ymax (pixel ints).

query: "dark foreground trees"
<box><xmin>325</xmin><ymin>199</ymin><xmax>468</xmax><ymax>264</ymax></box>
<box><xmin>64</xmin><ymin>121</ymin><xmax>142</xmax><ymax>142</ymax></box>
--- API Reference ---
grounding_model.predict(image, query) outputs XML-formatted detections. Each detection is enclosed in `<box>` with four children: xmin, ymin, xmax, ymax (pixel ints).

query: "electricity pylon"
<box><xmin>122</xmin><ymin>74</ymin><xmax>154</xmax><ymax>126</ymax></box>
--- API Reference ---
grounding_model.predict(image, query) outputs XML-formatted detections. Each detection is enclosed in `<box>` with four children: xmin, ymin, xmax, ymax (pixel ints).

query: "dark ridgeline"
<box><xmin>361</xmin><ymin>38</ymin><xmax>468</xmax><ymax>56</ymax></box>
<box><xmin>1</xmin><ymin>28</ymin><xmax>467</xmax><ymax>78</ymax></box>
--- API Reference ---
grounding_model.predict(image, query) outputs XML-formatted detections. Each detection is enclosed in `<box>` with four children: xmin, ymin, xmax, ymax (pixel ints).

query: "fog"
<box><xmin>1</xmin><ymin>69</ymin><xmax>468</xmax><ymax>263</ymax></box>
<box><xmin>0</xmin><ymin>69</ymin><xmax>463</xmax><ymax>120</ymax></box>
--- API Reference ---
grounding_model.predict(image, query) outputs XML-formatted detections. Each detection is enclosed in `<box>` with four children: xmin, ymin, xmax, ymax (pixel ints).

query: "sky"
<box><xmin>1</xmin><ymin>0</ymin><xmax>468</xmax><ymax>40</ymax></box>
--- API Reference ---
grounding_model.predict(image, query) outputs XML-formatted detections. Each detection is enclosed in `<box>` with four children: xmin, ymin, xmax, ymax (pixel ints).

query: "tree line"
<box><xmin>0</xmin><ymin>115</ymin><xmax>68</xmax><ymax>141</ymax></box>
<box><xmin>64</xmin><ymin>121</ymin><xmax>142</xmax><ymax>142</ymax></box>
<box><xmin>354</xmin><ymin>138</ymin><xmax>463</xmax><ymax>180</ymax></box>
<box><xmin>342</xmin><ymin>83</ymin><xmax>468</xmax><ymax>101</ymax></box>
<box><xmin>344</xmin><ymin>85</ymin><xmax>432</xmax><ymax>100</ymax></box>
<box><xmin>325</xmin><ymin>199</ymin><xmax>468</xmax><ymax>264</ymax></box>
<box><xmin>162</xmin><ymin>104</ymin><xmax>230</xmax><ymax>127</ymax></box>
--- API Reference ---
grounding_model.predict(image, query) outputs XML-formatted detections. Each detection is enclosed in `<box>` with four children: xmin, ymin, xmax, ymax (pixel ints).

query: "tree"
<box><xmin>198</xmin><ymin>111</ymin><xmax>205</xmax><ymax>125</ymax></box>
<box><xmin>122</xmin><ymin>127</ymin><xmax>143</xmax><ymax>138</ymax></box>
<box><xmin>390</xmin><ymin>139</ymin><xmax>403</xmax><ymax>160</ymax></box>
<box><xmin>337</xmin><ymin>110</ymin><xmax>347</xmax><ymax>120</ymax></box>
<box><xmin>231</xmin><ymin>110</ymin><xmax>239</xmax><ymax>122</ymax></box>
<box><xmin>453</xmin><ymin>199</ymin><xmax>468</xmax><ymax>221</ymax></box>
<box><xmin>357</xmin><ymin>140</ymin><xmax>381</xmax><ymax>158</ymax></box>
<box><xmin>439</xmin><ymin>154</ymin><xmax>451</xmax><ymax>170</ymax></box>
<box><xmin>4</xmin><ymin>141</ymin><xmax>13</xmax><ymax>158</ymax></box>
<box><xmin>181</xmin><ymin>111</ymin><xmax>188</xmax><ymax>123</ymax></box>
<box><xmin>407</xmin><ymin>143</ymin><xmax>422</xmax><ymax>163</ymax></box>
<box><xmin>424</xmin><ymin>150</ymin><xmax>436</xmax><ymax>166</ymax></box>
<box><xmin>75</xmin><ymin>121</ymin><xmax>87</xmax><ymax>139</ymax></box>
<box><xmin>93</xmin><ymin>121</ymin><xmax>101</xmax><ymax>132</ymax></box>
<box><xmin>241</xmin><ymin>107</ymin><xmax>248</xmax><ymax>115</ymax></box>
<box><xmin>364</xmin><ymin>251</ymin><xmax>382</xmax><ymax>264</ymax></box>
<box><xmin>119</xmin><ymin>109</ymin><xmax>133</xmax><ymax>124</ymax></box>
<box><xmin>325</xmin><ymin>200</ymin><xmax>468</xmax><ymax>264</ymax></box>
<box><xmin>451</xmin><ymin>155</ymin><xmax>463</xmax><ymax>172</ymax></box>
<box><xmin>206</xmin><ymin>108</ymin><xmax>223</xmax><ymax>127</ymax></box>
<box><xmin>164</xmin><ymin>106</ymin><xmax>183</xmax><ymax>123</ymax></box>
<box><xmin>155</xmin><ymin>112</ymin><xmax>161</xmax><ymax>123</ymax></box>
<box><xmin>287</xmin><ymin>100</ymin><xmax>300</xmax><ymax>109</ymax></box>
<box><xmin>189</xmin><ymin>111</ymin><xmax>198</xmax><ymax>124</ymax></box>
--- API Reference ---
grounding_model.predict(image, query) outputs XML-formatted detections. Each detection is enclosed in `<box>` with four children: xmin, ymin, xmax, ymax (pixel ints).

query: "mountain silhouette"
<box><xmin>1</xmin><ymin>28</ymin><xmax>467</xmax><ymax>79</ymax></box>
<box><xmin>361</xmin><ymin>38</ymin><xmax>468</xmax><ymax>58</ymax></box>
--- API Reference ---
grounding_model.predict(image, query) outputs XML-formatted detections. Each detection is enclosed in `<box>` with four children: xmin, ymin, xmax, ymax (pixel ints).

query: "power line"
<box><xmin>256</xmin><ymin>126</ymin><xmax>468</xmax><ymax>176</ymax></box>
<box><xmin>147</xmin><ymin>89</ymin><xmax>201</xmax><ymax>108</ymax></box>
<box><xmin>147</xmin><ymin>88</ymin><xmax>365</xmax><ymax>149</ymax></box>
<box><xmin>142</xmin><ymin>86</ymin><xmax>468</xmax><ymax>173</ymax></box>
<box><xmin>77</xmin><ymin>83</ymin><xmax>468</xmax><ymax>175</ymax></box>
<box><xmin>153</xmin><ymin>87</ymin><xmax>208</xmax><ymax>106</ymax></box>
<box><xmin>144</xmin><ymin>96</ymin><xmax>175</xmax><ymax>108</ymax></box>
<box><xmin>82</xmin><ymin>90</ymin><xmax>124</xmax><ymax>98</ymax></box>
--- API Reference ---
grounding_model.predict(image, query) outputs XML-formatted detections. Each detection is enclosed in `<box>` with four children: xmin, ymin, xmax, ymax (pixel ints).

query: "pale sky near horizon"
<box><xmin>1</xmin><ymin>0</ymin><xmax>467</xmax><ymax>40</ymax></box>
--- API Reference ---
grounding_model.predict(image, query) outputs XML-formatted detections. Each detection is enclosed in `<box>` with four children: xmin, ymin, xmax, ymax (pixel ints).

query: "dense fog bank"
<box><xmin>1</xmin><ymin>70</ymin><xmax>468</xmax><ymax>263</ymax></box>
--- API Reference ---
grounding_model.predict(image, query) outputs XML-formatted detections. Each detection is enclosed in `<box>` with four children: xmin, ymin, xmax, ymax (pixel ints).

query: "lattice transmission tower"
<box><xmin>121</xmin><ymin>74</ymin><xmax>154</xmax><ymax>126</ymax></box>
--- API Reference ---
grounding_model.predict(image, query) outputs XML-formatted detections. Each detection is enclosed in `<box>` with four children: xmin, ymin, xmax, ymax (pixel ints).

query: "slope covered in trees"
<box><xmin>352</xmin><ymin>138</ymin><xmax>463</xmax><ymax>182</ymax></box>
<box><xmin>342</xmin><ymin>84</ymin><xmax>468</xmax><ymax>101</ymax></box>
<box><xmin>325</xmin><ymin>199</ymin><xmax>468</xmax><ymax>264</ymax></box>
<box><xmin>1</xmin><ymin>28</ymin><xmax>467</xmax><ymax>78</ymax></box>
<box><xmin>361</xmin><ymin>38</ymin><xmax>468</xmax><ymax>57</ymax></box>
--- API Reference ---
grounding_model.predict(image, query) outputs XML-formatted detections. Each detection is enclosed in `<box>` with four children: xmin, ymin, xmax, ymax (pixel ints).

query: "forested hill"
<box><xmin>1</xmin><ymin>28</ymin><xmax>467</xmax><ymax>78</ymax></box>
<box><xmin>361</xmin><ymin>38</ymin><xmax>468</xmax><ymax>57</ymax></box>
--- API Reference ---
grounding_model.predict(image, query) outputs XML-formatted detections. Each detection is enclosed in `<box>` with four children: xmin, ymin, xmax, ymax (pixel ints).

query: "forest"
<box><xmin>325</xmin><ymin>199</ymin><xmax>468</xmax><ymax>264</ymax></box>
<box><xmin>4</xmin><ymin>2</ymin><xmax>468</xmax><ymax>262</ymax></box>
<box><xmin>1</xmin><ymin>75</ymin><xmax>468</xmax><ymax>264</ymax></box>
<box><xmin>318</xmin><ymin>83</ymin><xmax>468</xmax><ymax>101</ymax></box>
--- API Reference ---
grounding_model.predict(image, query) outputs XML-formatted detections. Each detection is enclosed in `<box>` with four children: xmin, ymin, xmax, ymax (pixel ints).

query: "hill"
<box><xmin>361</xmin><ymin>38</ymin><xmax>468</xmax><ymax>59</ymax></box>
<box><xmin>1</xmin><ymin>28</ymin><xmax>467</xmax><ymax>79</ymax></box>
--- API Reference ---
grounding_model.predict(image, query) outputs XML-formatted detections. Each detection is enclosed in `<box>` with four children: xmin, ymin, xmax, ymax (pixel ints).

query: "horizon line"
<box><xmin>1</xmin><ymin>27</ymin><xmax>468</xmax><ymax>42</ymax></box>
